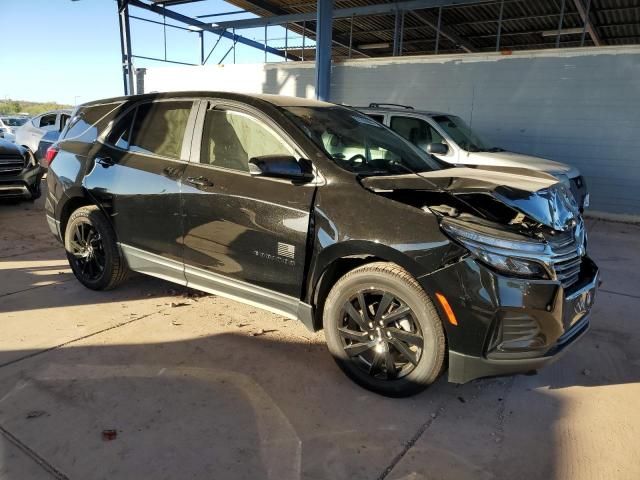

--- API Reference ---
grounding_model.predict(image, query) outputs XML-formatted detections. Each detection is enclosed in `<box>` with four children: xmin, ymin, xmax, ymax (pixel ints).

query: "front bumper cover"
<box><xmin>419</xmin><ymin>255</ymin><xmax>599</xmax><ymax>383</ymax></box>
<box><xmin>0</xmin><ymin>165</ymin><xmax>44</xmax><ymax>198</ymax></box>
<box><xmin>448</xmin><ymin>313</ymin><xmax>590</xmax><ymax>383</ymax></box>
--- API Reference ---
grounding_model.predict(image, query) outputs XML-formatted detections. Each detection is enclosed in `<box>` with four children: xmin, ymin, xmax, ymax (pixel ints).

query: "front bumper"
<box><xmin>0</xmin><ymin>165</ymin><xmax>44</xmax><ymax>199</ymax></box>
<box><xmin>419</xmin><ymin>255</ymin><xmax>599</xmax><ymax>383</ymax></box>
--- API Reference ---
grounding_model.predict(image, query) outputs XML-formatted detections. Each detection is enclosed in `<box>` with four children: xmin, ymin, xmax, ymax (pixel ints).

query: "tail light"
<box><xmin>45</xmin><ymin>145</ymin><xmax>59</xmax><ymax>166</ymax></box>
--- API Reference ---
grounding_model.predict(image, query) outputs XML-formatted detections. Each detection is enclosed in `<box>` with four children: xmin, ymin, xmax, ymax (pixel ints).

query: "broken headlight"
<box><xmin>441</xmin><ymin>217</ymin><xmax>549</xmax><ymax>279</ymax></box>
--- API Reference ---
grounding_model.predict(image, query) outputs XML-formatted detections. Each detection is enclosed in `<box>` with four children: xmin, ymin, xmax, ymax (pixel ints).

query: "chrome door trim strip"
<box><xmin>184</xmin><ymin>262</ymin><xmax>300</xmax><ymax>321</ymax></box>
<box><xmin>119</xmin><ymin>243</ymin><xmax>187</xmax><ymax>286</ymax></box>
<box><xmin>118</xmin><ymin>243</ymin><xmax>314</xmax><ymax>326</ymax></box>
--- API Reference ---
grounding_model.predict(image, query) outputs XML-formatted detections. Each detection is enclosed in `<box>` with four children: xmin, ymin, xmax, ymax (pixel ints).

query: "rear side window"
<box><xmin>39</xmin><ymin>114</ymin><xmax>56</xmax><ymax>128</ymax></box>
<box><xmin>108</xmin><ymin>101</ymin><xmax>192</xmax><ymax>159</ymax></box>
<box><xmin>59</xmin><ymin>114</ymin><xmax>70</xmax><ymax>132</ymax></box>
<box><xmin>390</xmin><ymin>116</ymin><xmax>444</xmax><ymax>150</ymax></box>
<box><xmin>200</xmin><ymin>109</ymin><xmax>292</xmax><ymax>172</ymax></box>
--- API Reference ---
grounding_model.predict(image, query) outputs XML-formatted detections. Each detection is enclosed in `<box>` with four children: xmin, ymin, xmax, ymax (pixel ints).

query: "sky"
<box><xmin>0</xmin><ymin>0</ymin><xmax>303</xmax><ymax>105</ymax></box>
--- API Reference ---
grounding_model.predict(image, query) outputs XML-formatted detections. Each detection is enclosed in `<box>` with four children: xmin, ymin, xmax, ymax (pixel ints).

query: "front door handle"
<box><xmin>185</xmin><ymin>176</ymin><xmax>214</xmax><ymax>187</ymax></box>
<box><xmin>96</xmin><ymin>156</ymin><xmax>115</xmax><ymax>167</ymax></box>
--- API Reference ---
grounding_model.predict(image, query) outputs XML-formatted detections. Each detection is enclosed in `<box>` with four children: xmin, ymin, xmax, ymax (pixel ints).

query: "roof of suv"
<box><xmin>35</xmin><ymin>109</ymin><xmax>73</xmax><ymax>116</ymax></box>
<box><xmin>80</xmin><ymin>91</ymin><xmax>335</xmax><ymax>109</ymax></box>
<box><xmin>357</xmin><ymin>104</ymin><xmax>449</xmax><ymax>117</ymax></box>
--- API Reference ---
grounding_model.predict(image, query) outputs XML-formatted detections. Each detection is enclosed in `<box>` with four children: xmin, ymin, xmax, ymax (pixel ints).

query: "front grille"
<box><xmin>0</xmin><ymin>158</ymin><xmax>25</xmax><ymax>176</ymax></box>
<box><xmin>555</xmin><ymin>257</ymin><xmax>582</xmax><ymax>288</ymax></box>
<box><xmin>547</xmin><ymin>225</ymin><xmax>584</xmax><ymax>289</ymax></box>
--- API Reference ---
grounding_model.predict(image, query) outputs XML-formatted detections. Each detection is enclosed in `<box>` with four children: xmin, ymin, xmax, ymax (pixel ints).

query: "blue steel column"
<box><xmin>315</xmin><ymin>0</ymin><xmax>333</xmax><ymax>101</ymax></box>
<box><xmin>117</xmin><ymin>0</ymin><xmax>135</xmax><ymax>95</ymax></box>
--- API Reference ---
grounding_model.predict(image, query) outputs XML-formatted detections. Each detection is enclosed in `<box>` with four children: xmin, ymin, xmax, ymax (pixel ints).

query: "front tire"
<box><xmin>64</xmin><ymin>206</ymin><xmax>129</xmax><ymax>290</ymax></box>
<box><xmin>323</xmin><ymin>262</ymin><xmax>446</xmax><ymax>397</ymax></box>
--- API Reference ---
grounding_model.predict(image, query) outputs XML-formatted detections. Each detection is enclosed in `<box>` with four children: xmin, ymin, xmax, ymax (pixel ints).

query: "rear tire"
<box><xmin>323</xmin><ymin>262</ymin><xmax>446</xmax><ymax>397</ymax></box>
<box><xmin>64</xmin><ymin>206</ymin><xmax>129</xmax><ymax>290</ymax></box>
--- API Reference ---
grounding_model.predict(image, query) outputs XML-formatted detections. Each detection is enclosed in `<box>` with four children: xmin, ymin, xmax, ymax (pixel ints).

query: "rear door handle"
<box><xmin>96</xmin><ymin>156</ymin><xmax>115</xmax><ymax>167</ymax></box>
<box><xmin>185</xmin><ymin>176</ymin><xmax>214</xmax><ymax>187</ymax></box>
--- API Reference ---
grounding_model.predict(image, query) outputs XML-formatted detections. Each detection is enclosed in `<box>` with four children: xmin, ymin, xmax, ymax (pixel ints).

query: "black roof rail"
<box><xmin>368</xmin><ymin>103</ymin><xmax>414</xmax><ymax>110</ymax></box>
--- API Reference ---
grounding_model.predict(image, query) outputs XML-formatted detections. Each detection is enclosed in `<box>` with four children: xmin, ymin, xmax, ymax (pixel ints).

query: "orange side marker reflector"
<box><xmin>435</xmin><ymin>292</ymin><xmax>458</xmax><ymax>326</ymax></box>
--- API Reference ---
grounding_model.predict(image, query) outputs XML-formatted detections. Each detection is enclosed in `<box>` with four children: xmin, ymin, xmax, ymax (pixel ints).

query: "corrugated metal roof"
<box><xmin>224</xmin><ymin>0</ymin><xmax>640</xmax><ymax>57</ymax></box>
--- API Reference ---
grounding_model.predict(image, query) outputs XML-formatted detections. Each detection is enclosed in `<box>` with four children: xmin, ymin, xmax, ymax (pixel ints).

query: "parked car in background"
<box><xmin>0</xmin><ymin>116</ymin><xmax>29</xmax><ymax>143</ymax></box>
<box><xmin>15</xmin><ymin>109</ymin><xmax>72</xmax><ymax>164</ymax></box>
<box><xmin>359</xmin><ymin>104</ymin><xmax>589</xmax><ymax>210</ymax></box>
<box><xmin>0</xmin><ymin>138</ymin><xmax>44</xmax><ymax>200</ymax></box>
<box><xmin>46</xmin><ymin>92</ymin><xmax>598</xmax><ymax>397</ymax></box>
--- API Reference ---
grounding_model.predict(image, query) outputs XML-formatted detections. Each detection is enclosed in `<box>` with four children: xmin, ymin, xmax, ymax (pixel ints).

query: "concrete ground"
<box><xmin>0</xmin><ymin>189</ymin><xmax>639</xmax><ymax>480</ymax></box>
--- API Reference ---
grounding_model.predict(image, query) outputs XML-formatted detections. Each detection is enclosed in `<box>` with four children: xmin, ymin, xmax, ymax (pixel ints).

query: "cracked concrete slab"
<box><xmin>0</xmin><ymin>438</ymin><xmax>55</xmax><ymax>480</ymax></box>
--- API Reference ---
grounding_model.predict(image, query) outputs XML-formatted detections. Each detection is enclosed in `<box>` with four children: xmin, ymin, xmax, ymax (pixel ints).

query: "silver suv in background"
<box><xmin>15</xmin><ymin>109</ymin><xmax>72</xmax><ymax>163</ymax></box>
<box><xmin>359</xmin><ymin>104</ymin><xmax>589</xmax><ymax>210</ymax></box>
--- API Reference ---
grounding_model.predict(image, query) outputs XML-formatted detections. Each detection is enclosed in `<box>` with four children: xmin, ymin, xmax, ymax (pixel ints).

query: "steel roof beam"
<box><xmin>231</xmin><ymin>0</ymin><xmax>370</xmax><ymax>58</ymax></box>
<box><xmin>410</xmin><ymin>10</ymin><xmax>477</xmax><ymax>52</ymax></box>
<box><xmin>573</xmin><ymin>0</ymin><xmax>602</xmax><ymax>46</ymax></box>
<box><xmin>127</xmin><ymin>0</ymin><xmax>299</xmax><ymax>60</ymax></box>
<box><xmin>214</xmin><ymin>0</ymin><xmax>491</xmax><ymax>31</ymax></box>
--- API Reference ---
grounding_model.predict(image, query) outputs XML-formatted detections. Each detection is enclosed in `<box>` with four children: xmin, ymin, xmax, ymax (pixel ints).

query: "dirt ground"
<box><xmin>0</xmin><ymin>188</ymin><xmax>639</xmax><ymax>480</ymax></box>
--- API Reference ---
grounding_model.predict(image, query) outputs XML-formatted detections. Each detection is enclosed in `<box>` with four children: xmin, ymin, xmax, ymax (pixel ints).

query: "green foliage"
<box><xmin>0</xmin><ymin>99</ymin><xmax>72</xmax><ymax>116</ymax></box>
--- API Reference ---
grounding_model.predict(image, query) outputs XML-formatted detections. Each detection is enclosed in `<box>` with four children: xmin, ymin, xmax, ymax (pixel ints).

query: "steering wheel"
<box><xmin>347</xmin><ymin>154</ymin><xmax>368</xmax><ymax>169</ymax></box>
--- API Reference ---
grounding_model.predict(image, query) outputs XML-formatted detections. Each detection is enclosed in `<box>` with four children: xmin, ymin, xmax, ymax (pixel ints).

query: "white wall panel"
<box><xmin>140</xmin><ymin>45</ymin><xmax>640</xmax><ymax>216</ymax></box>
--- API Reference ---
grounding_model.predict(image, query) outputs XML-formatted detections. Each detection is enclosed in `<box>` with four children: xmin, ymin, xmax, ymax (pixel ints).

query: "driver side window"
<box><xmin>200</xmin><ymin>109</ymin><xmax>293</xmax><ymax>172</ymax></box>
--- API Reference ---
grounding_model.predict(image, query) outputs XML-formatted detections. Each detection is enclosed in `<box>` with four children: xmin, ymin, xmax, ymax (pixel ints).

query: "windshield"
<box><xmin>432</xmin><ymin>115</ymin><xmax>500</xmax><ymax>153</ymax></box>
<box><xmin>283</xmin><ymin>106</ymin><xmax>442</xmax><ymax>175</ymax></box>
<box><xmin>1</xmin><ymin>117</ymin><xmax>28</xmax><ymax>127</ymax></box>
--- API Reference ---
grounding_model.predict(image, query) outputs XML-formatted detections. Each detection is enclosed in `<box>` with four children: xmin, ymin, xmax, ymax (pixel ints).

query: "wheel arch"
<box><xmin>307</xmin><ymin>240</ymin><xmax>427</xmax><ymax>331</ymax></box>
<box><xmin>58</xmin><ymin>189</ymin><xmax>105</xmax><ymax>241</ymax></box>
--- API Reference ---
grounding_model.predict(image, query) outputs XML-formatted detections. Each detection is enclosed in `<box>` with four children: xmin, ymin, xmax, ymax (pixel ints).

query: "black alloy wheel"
<box><xmin>324</xmin><ymin>262</ymin><xmax>446</xmax><ymax>397</ymax></box>
<box><xmin>64</xmin><ymin>206</ymin><xmax>129</xmax><ymax>290</ymax></box>
<box><xmin>67</xmin><ymin>221</ymin><xmax>106</xmax><ymax>282</ymax></box>
<box><xmin>338</xmin><ymin>290</ymin><xmax>424</xmax><ymax>380</ymax></box>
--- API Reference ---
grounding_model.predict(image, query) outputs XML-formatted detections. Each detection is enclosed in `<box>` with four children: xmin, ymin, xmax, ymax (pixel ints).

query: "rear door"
<box><xmin>181</xmin><ymin>100</ymin><xmax>316</xmax><ymax>300</ymax></box>
<box><xmin>85</xmin><ymin>98</ymin><xmax>197</xmax><ymax>282</ymax></box>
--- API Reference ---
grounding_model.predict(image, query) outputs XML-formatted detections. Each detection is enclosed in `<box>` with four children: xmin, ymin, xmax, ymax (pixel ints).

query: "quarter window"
<box><xmin>365</xmin><ymin>114</ymin><xmax>385</xmax><ymax>124</ymax></box>
<box><xmin>64</xmin><ymin>103</ymin><xmax>124</xmax><ymax>143</ymax></box>
<box><xmin>107</xmin><ymin>108</ymin><xmax>135</xmax><ymax>150</ymax></box>
<box><xmin>390</xmin><ymin>116</ymin><xmax>444</xmax><ymax>151</ymax></box>
<box><xmin>200</xmin><ymin>108</ymin><xmax>292</xmax><ymax>172</ymax></box>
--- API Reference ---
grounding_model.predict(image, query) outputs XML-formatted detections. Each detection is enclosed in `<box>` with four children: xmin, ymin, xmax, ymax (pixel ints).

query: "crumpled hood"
<box><xmin>361</xmin><ymin>167</ymin><xmax>580</xmax><ymax>231</ymax></box>
<box><xmin>462</xmin><ymin>151</ymin><xmax>580</xmax><ymax>179</ymax></box>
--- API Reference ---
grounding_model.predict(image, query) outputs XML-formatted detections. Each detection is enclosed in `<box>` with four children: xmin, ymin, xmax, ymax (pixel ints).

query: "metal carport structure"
<box><xmin>115</xmin><ymin>0</ymin><xmax>640</xmax><ymax>99</ymax></box>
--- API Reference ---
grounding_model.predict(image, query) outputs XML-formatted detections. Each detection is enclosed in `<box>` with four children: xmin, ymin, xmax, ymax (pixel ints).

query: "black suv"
<box><xmin>46</xmin><ymin>92</ymin><xmax>598</xmax><ymax>397</ymax></box>
<box><xmin>0</xmin><ymin>138</ymin><xmax>43</xmax><ymax>200</ymax></box>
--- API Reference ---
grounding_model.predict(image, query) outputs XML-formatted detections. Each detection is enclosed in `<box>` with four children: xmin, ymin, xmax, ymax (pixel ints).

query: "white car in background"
<box><xmin>0</xmin><ymin>116</ymin><xmax>29</xmax><ymax>143</ymax></box>
<box><xmin>15</xmin><ymin>109</ymin><xmax>72</xmax><ymax>162</ymax></box>
<box><xmin>359</xmin><ymin>103</ymin><xmax>589</xmax><ymax>210</ymax></box>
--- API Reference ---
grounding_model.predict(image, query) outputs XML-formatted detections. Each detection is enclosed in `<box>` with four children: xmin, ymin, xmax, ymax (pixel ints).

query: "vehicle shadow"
<box><xmin>0</xmin><ymin>324</ymin><xmax>637</xmax><ymax>479</ymax></box>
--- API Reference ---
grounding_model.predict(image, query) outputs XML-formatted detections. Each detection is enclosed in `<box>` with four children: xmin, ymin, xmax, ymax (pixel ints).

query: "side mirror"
<box><xmin>248</xmin><ymin>155</ymin><xmax>314</xmax><ymax>182</ymax></box>
<box><xmin>426</xmin><ymin>143</ymin><xmax>449</xmax><ymax>155</ymax></box>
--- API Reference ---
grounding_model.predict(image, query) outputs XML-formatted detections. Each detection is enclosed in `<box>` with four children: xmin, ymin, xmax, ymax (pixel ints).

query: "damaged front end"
<box><xmin>361</xmin><ymin>167</ymin><xmax>599</xmax><ymax>383</ymax></box>
<box><xmin>362</xmin><ymin>167</ymin><xmax>586</xmax><ymax>287</ymax></box>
